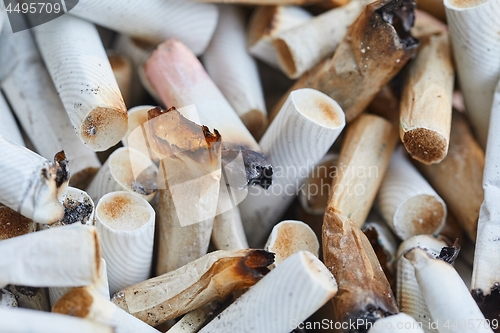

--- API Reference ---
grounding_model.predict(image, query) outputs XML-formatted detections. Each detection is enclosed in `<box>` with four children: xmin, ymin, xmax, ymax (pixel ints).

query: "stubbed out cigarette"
<box><xmin>0</xmin><ymin>136</ymin><xmax>69</xmax><ymax>224</ymax></box>
<box><xmin>95</xmin><ymin>191</ymin><xmax>155</xmax><ymax>295</ymax></box>
<box><xmin>203</xmin><ymin>5</ymin><xmax>267</xmax><ymax>137</ymax></box>
<box><xmin>69</xmin><ymin>0</ymin><xmax>218</xmax><ymax>55</ymax></box>
<box><xmin>109</xmin><ymin>53</ymin><xmax>133</xmax><ymax>108</ymax></box>
<box><xmin>45</xmin><ymin>186</ymin><xmax>95</xmax><ymax>228</ymax></box>
<box><xmin>112</xmin><ymin>249</ymin><xmax>274</xmax><ymax>326</ymax></box>
<box><xmin>86</xmin><ymin>147</ymin><xmax>158</xmax><ymax>204</ymax></box>
<box><xmin>367</xmin><ymin>313</ymin><xmax>425</xmax><ymax>333</ymax></box>
<box><xmin>270</xmin><ymin>0</ymin><xmax>419</xmax><ymax>123</ymax></box>
<box><xmin>53</xmin><ymin>286</ymin><xmax>160</xmax><ymax>333</ymax></box>
<box><xmin>265</xmin><ymin>220</ymin><xmax>319</xmax><ymax>268</ymax></box>
<box><xmin>444</xmin><ymin>0</ymin><xmax>500</xmax><ymax>148</ymax></box>
<box><xmin>415</xmin><ymin>112</ymin><xmax>484</xmax><ymax>241</ymax></box>
<box><xmin>375</xmin><ymin>148</ymin><xmax>447</xmax><ymax>240</ymax></box>
<box><xmin>247</xmin><ymin>5</ymin><xmax>312</xmax><ymax>68</ymax></box>
<box><xmin>0</xmin><ymin>288</ymin><xmax>18</xmax><ymax>307</ymax></box>
<box><xmin>240</xmin><ymin>88</ymin><xmax>345</xmax><ymax>246</ymax></box>
<box><xmin>0</xmin><ymin>93</ymin><xmax>24</xmax><ymax>146</ymax></box>
<box><xmin>5</xmin><ymin>286</ymin><xmax>50</xmax><ymax>312</ymax></box>
<box><xmin>0</xmin><ymin>307</ymin><xmax>114</xmax><ymax>333</ymax></box>
<box><xmin>198</xmin><ymin>251</ymin><xmax>337</xmax><ymax>333</ymax></box>
<box><xmin>397</xmin><ymin>235</ymin><xmax>447</xmax><ymax>332</ymax></box>
<box><xmin>0</xmin><ymin>225</ymin><xmax>100</xmax><ymax>288</ymax></box>
<box><xmin>400</xmin><ymin>32</ymin><xmax>454</xmax><ymax>164</ymax></box>
<box><xmin>273</xmin><ymin>0</ymin><xmax>370</xmax><ymax>79</ymax></box>
<box><xmin>0</xmin><ymin>204</ymin><xmax>36</xmax><ymax>241</ymax></box>
<box><xmin>406</xmin><ymin>248</ymin><xmax>494</xmax><ymax>333</ymax></box>
<box><xmin>33</xmin><ymin>15</ymin><xmax>127</xmax><ymax>151</ymax></box>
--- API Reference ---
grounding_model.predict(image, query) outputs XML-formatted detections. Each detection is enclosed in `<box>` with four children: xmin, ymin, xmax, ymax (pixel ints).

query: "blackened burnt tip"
<box><xmin>60</xmin><ymin>198</ymin><xmax>93</xmax><ymax>225</ymax></box>
<box><xmin>53</xmin><ymin>150</ymin><xmax>70</xmax><ymax>188</ymax></box>
<box><xmin>376</xmin><ymin>0</ymin><xmax>419</xmax><ymax>49</ymax></box>
<box><xmin>438</xmin><ymin>238</ymin><xmax>461</xmax><ymax>264</ymax></box>
<box><xmin>243</xmin><ymin>150</ymin><xmax>273</xmax><ymax>189</ymax></box>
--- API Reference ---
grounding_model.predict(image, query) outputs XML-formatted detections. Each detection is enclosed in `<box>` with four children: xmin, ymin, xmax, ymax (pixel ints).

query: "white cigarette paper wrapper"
<box><xmin>69</xmin><ymin>0</ymin><xmax>218</xmax><ymax>55</ymax></box>
<box><xmin>368</xmin><ymin>313</ymin><xmax>425</xmax><ymax>333</ymax></box>
<box><xmin>199</xmin><ymin>251</ymin><xmax>337</xmax><ymax>333</ymax></box>
<box><xmin>212</xmin><ymin>203</ymin><xmax>248</xmax><ymax>251</ymax></box>
<box><xmin>109</xmin><ymin>53</ymin><xmax>132</xmax><ymax>107</ymax></box>
<box><xmin>240</xmin><ymin>88</ymin><xmax>345</xmax><ymax>246</ymax></box>
<box><xmin>0</xmin><ymin>307</ymin><xmax>114</xmax><ymax>333</ymax></box>
<box><xmin>375</xmin><ymin>149</ymin><xmax>447</xmax><ymax>240</ymax></box>
<box><xmin>0</xmin><ymin>225</ymin><xmax>100</xmax><ymax>288</ymax></box>
<box><xmin>34</xmin><ymin>15</ymin><xmax>127</xmax><ymax>151</ymax></box>
<box><xmin>0</xmin><ymin>93</ymin><xmax>24</xmax><ymax>146</ymax></box>
<box><xmin>444</xmin><ymin>0</ymin><xmax>500</xmax><ymax>148</ymax></box>
<box><xmin>203</xmin><ymin>5</ymin><xmax>267</xmax><ymax>137</ymax></box>
<box><xmin>406</xmin><ymin>248</ymin><xmax>493</xmax><ymax>333</ymax></box>
<box><xmin>95</xmin><ymin>191</ymin><xmax>155</xmax><ymax>295</ymax></box>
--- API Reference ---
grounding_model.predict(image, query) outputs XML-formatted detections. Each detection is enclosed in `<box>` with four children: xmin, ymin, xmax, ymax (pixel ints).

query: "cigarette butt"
<box><xmin>375</xmin><ymin>148</ymin><xmax>447</xmax><ymax>240</ymax></box>
<box><xmin>400</xmin><ymin>32</ymin><xmax>454</xmax><ymax>164</ymax></box>
<box><xmin>0</xmin><ymin>93</ymin><xmax>24</xmax><ymax>147</ymax></box>
<box><xmin>203</xmin><ymin>5</ymin><xmax>267</xmax><ymax>138</ymax></box>
<box><xmin>69</xmin><ymin>0</ymin><xmax>218</xmax><ymax>55</ymax></box>
<box><xmin>444</xmin><ymin>0</ymin><xmax>500</xmax><ymax>148</ymax></box>
<box><xmin>198</xmin><ymin>251</ymin><xmax>337</xmax><ymax>333</ymax></box>
<box><xmin>33</xmin><ymin>15</ymin><xmax>128</xmax><ymax>152</ymax></box>
<box><xmin>95</xmin><ymin>191</ymin><xmax>155</xmax><ymax>295</ymax></box>
<box><xmin>109</xmin><ymin>53</ymin><xmax>132</xmax><ymax>108</ymax></box>
<box><xmin>0</xmin><ymin>288</ymin><xmax>18</xmax><ymax>307</ymax></box>
<box><xmin>367</xmin><ymin>313</ymin><xmax>425</xmax><ymax>333</ymax></box>
<box><xmin>411</xmin><ymin>9</ymin><xmax>448</xmax><ymax>40</ymax></box>
<box><xmin>0</xmin><ymin>204</ymin><xmax>36</xmax><ymax>241</ymax></box>
<box><xmin>405</xmin><ymin>248</ymin><xmax>494</xmax><ymax>333</ymax></box>
<box><xmin>42</xmin><ymin>186</ymin><xmax>95</xmax><ymax>229</ymax></box>
<box><xmin>112</xmin><ymin>249</ymin><xmax>274</xmax><ymax>326</ymax></box>
<box><xmin>0</xmin><ymin>307</ymin><xmax>114</xmax><ymax>333</ymax></box>
<box><xmin>247</xmin><ymin>5</ymin><xmax>312</xmax><ymax>68</ymax></box>
<box><xmin>415</xmin><ymin>112</ymin><xmax>484</xmax><ymax>241</ymax></box>
<box><xmin>212</xmin><ymin>204</ymin><xmax>249</xmax><ymax>251</ymax></box>
<box><xmin>5</xmin><ymin>286</ymin><xmax>50</xmax><ymax>312</ymax></box>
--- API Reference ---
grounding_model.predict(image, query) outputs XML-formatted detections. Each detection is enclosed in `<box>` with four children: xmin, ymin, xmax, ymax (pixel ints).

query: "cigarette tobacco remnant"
<box><xmin>59</xmin><ymin>198</ymin><xmax>93</xmax><ymax>226</ymax></box>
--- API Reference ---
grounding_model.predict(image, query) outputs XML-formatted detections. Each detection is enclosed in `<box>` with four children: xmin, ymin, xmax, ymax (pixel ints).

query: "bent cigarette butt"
<box><xmin>0</xmin><ymin>137</ymin><xmax>69</xmax><ymax>224</ymax></box>
<box><xmin>34</xmin><ymin>15</ymin><xmax>128</xmax><ymax>152</ymax></box>
<box><xmin>368</xmin><ymin>313</ymin><xmax>425</xmax><ymax>333</ymax></box>
<box><xmin>0</xmin><ymin>93</ymin><xmax>24</xmax><ymax>146</ymax></box>
<box><xmin>265</xmin><ymin>220</ymin><xmax>319</xmax><ymax>268</ymax></box>
<box><xmin>375</xmin><ymin>148</ymin><xmax>447</xmax><ymax>240</ymax></box>
<box><xmin>5</xmin><ymin>286</ymin><xmax>50</xmax><ymax>312</ymax></box>
<box><xmin>109</xmin><ymin>53</ymin><xmax>132</xmax><ymax>107</ymax></box>
<box><xmin>0</xmin><ymin>204</ymin><xmax>36</xmax><ymax>240</ymax></box>
<box><xmin>405</xmin><ymin>248</ymin><xmax>494</xmax><ymax>333</ymax></box>
<box><xmin>0</xmin><ymin>288</ymin><xmax>18</xmax><ymax>308</ymax></box>
<box><xmin>112</xmin><ymin>249</ymin><xmax>274</xmax><ymax>326</ymax></box>
<box><xmin>247</xmin><ymin>5</ymin><xmax>312</xmax><ymax>68</ymax></box>
<box><xmin>53</xmin><ymin>286</ymin><xmax>160</xmax><ymax>333</ymax></box>
<box><xmin>0</xmin><ymin>307</ymin><xmax>114</xmax><ymax>333</ymax></box>
<box><xmin>400</xmin><ymin>32</ymin><xmax>454</xmax><ymax>164</ymax></box>
<box><xmin>0</xmin><ymin>225</ymin><xmax>100</xmax><ymax>288</ymax></box>
<box><xmin>444</xmin><ymin>0</ymin><xmax>500</xmax><ymax>148</ymax></box>
<box><xmin>198</xmin><ymin>251</ymin><xmax>337</xmax><ymax>333</ymax></box>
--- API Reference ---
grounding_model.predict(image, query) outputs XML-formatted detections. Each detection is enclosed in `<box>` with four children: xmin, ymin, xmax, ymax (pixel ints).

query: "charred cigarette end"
<box><xmin>239</xmin><ymin>249</ymin><xmax>275</xmax><ymax>277</ymax></box>
<box><xmin>0</xmin><ymin>205</ymin><xmax>35</xmax><ymax>240</ymax></box>
<box><xmin>375</xmin><ymin>0</ymin><xmax>419</xmax><ymax>48</ymax></box>
<box><xmin>349</xmin><ymin>305</ymin><xmax>395</xmax><ymax>333</ymax></box>
<box><xmin>59</xmin><ymin>197</ymin><xmax>93</xmax><ymax>226</ymax></box>
<box><xmin>52</xmin><ymin>287</ymin><xmax>93</xmax><ymax>318</ymax></box>
<box><xmin>438</xmin><ymin>239</ymin><xmax>460</xmax><ymax>264</ymax></box>
<box><xmin>221</xmin><ymin>148</ymin><xmax>273</xmax><ymax>189</ymax></box>
<box><xmin>472</xmin><ymin>284</ymin><xmax>500</xmax><ymax>331</ymax></box>
<box><xmin>363</xmin><ymin>226</ymin><xmax>395</xmax><ymax>290</ymax></box>
<box><xmin>52</xmin><ymin>151</ymin><xmax>70</xmax><ymax>188</ymax></box>
<box><xmin>81</xmin><ymin>106</ymin><xmax>128</xmax><ymax>152</ymax></box>
<box><xmin>403</xmin><ymin>128</ymin><xmax>448</xmax><ymax>164</ymax></box>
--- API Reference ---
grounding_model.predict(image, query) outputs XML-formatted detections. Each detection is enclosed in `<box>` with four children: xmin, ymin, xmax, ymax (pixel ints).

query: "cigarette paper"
<box><xmin>247</xmin><ymin>5</ymin><xmax>312</xmax><ymax>68</ymax></box>
<box><xmin>212</xmin><ymin>203</ymin><xmax>249</xmax><ymax>251</ymax></box>
<box><xmin>53</xmin><ymin>286</ymin><xmax>160</xmax><ymax>333</ymax></box>
<box><xmin>416</xmin><ymin>112</ymin><xmax>484</xmax><ymax>241</ymax></box>
<box><xmin>112</xmin><ymin>249</ymin><xmax>274</xmax><ymax>326</ymax></box>
<box><xmin>240</xmin><ymin>88</ymin><xmax>344</xmax><ymax>246</ymax></box>
<box><xmin>375</xmin><ymin>148</ymin><xmax>446</xmax><ymax>240</ymax></box>
<box><xmin>0</xmin><ymin>136</ymin><xmax>69</xmax><ymax>224</ymax></box>
<box><xmin>0</xmin><ymin>93</ymin><xmax>24</xmax><ymax>146</ymax></box>
<box><xmin>0</xmin><ymin>225</ymin><xmax>100</xmax><ymax>288</ymax></box>
<box><xmin>400</xmin><ymin>32</ymin><xmax>454</xmax><ymax>164</ymax></box>
<box><xmin>0</xmin><ymin>204</ymin><xmax>36</xmax><ymax>241</ymax></box>
<box><xmin>0</xmin><ymin>288</ymin><xmax>18</xmax><ymax>307</ymax></box>
<box><xmin>406</xmin><ymin>248</ymin><xmax>494</xmax><ymax>333</ymax></box>
<box><xmin>86</xmin><ymin>147</ymin><xmax>158</xmax><ymax>204</ymax></box>
<box><xmin>273</xmin><ymin>0</ymin><xmax>369</xmax><ymax>78</ymax></box>
<box><xmin>69</xmin><ymin>0</ymin><xmax>218</xmax><ymax>55</ymax></box>
<box><xmin>198</xmin><ymin>251</ymin><xmax>337</xmax><ymax>333</ymax></box>
<box><xmin>0</xmin><ymin>307</ymin><xmax>114</xmax><ymax>333</ymax></box>
<box><xmin>34</xmin><ymin>15</ymin><xmax>127</xmax><ymax>151</ymax></box>
<box><xmin>203</xmin><ymin>5</ymin><xmax>267</xmax><ymax>137</ymax></box>
<box><xmin>397</xmin><ymin>235</ymin><xmax>447</xmax><ymax>333</ymax></box>
<box><xmin>270</xmin><ymin>0</ymin><xmax>419</xmax><ymax>123</ymax></box>
<box><xmin>5</xmin><ymin>286</ymin><xmax>50</xmax><ymax>312</ymax></box>
<box><xmin>367</xmin><ymin>313</ymin><xmax>425</xmax><ymax>333</ymax></box>
<box><xmin>444</xmin><ymin>0</ymin><xmax>500</xmax><ymax>148</ymax></box>
<box><xmin>109</xmin><ymin>54</ymin><xmax>132</xmax><ymax>108</ymax></box>
<box><xmin>95</xmin><ymin>191</ymin><xmax>155</xmax><ymax>295</ymax></box>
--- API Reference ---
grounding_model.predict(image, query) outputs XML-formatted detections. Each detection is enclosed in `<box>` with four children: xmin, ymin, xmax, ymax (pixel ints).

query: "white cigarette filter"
<box><xmin>53</xmin><ymin>286</ymin><xmax>160</xmax><ymax>333</ymax></box>
<box><xmin>33</xmin><ymin>15</ymin><xmax>128</xmax><ymax>152</ymax></box>
<box><xmin>5</xmin><ymin>286</ymin><xmax>50</xmax><ymax>312</ymax></box>
<box><xmin>367</xmin><ymin>313</ymin><xmax>425</xmax><ymax>333</ymax></box>
<box><xmin>0</xmin><ymin>288</ymin><xmax>18</xmax><ymax>307</ymax></box>
<box><xmin>0</xmin><ymin>204</ymin><xmax>36</xmax><ymax>240</ymax></box>
<box><xmin>444</xmin><ymin>0</ymin><xmax>500</xmax><ymax>148</ymax></box>
<box><xmin>0</xmin><ymin>307</ymin><xmax>114</xmax><ymax>333</ymax></box>
<box><xmin>69</xmin><ymin>0</ymin><xmax>218</xmax><ymax>55</ymax></box>
<box><xmin>0</xmin><ymin>93</ymin><xmax>24</xmax><ymax>146</ymax></box>
<box><xmin>375</xmin><ymin>148</ymin><xmax>447</xmax><ymax>240</ymax></box>
<box><xmin>0</xmin><ymin>28</ymin><xmax>101</xmax><ymax>189</ymax></box>
<box><xmin>247</xmin><ymin>5</ymin><xmax>313</xmax><ymax>68</ymax></box>
<box><xmin>240</xmin><ymin>88</ymin><xmax>345</xmax><ymax>246</ymax></box>
<box><xmin>86</xmin><ymin>147</ymin><xmax>158</xmax><ymax>204</ymax></box>
<box><xmin>0</xmin><ymin>136</ymin><xmax>69</xmax><ymax>224</ymax></box>
<box><xmin>0</xmin><ymin>225</ymin><xmax>100</xmax><ymax>288</ymax></box>
<box><xmin>265</xmin><ymin>220</ymin><xmax>319</xmax><ymax>267</ymax></box>
<box><xmin>273</xmin><ymin>0</ymin><xmax>370</xmax><ymax>78</ymax></box>
<box><xmin>109</xmin><ymin>53</ymin><xmax>133</xmax><ymax>108</ymax></box>
<box><xmin>405</xmin><ymin>248</ymin><xmax>494</xmax><ymax>333</ymax></box>
<box><xmin>198</xmin><ymin>251</ymin><xmax>337</xmax><ymax>333</ymax></box>
<box><xmin>203</xmin><ymin>5</ymin><xmax>267</xmax><ymax>137</ymax></box>
<box><xmin>397</xmin><ymin>235</ymin><xmax>447</xmax><ymax>333</ymax></box>
<box><xmin>95</xmin><ymin>191</ymin><xmax>155</xmax><ymax>295</ymax></box>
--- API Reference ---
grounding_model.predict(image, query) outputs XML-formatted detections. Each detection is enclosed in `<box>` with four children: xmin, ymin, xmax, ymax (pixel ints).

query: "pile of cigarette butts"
<box><xmin>1</xmin><ymin>0</ymin><xmax>500</xmax><ymax>332</ymax></box>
